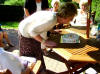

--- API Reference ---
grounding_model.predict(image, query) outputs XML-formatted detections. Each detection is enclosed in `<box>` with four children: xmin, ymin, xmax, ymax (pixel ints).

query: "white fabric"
<box><xmin>70</xmin><ymin>9</ymin><xmax>87</xmax><ymax>26</ymax></box>
<box><xmin>0</xmin><ymin>47</ymin><xmax>24</xmax><ymax>74</ymax></box>
<box><xmin>0</xmin><ymin>47</ymin><xmax>37</xmax><ymax>74</ymax></box>
<box><xmin>90</xmin><ymin>25</ymin><xmax>98</xmax><ymax>36</ymax></box>
<box><xmin>36</xmin><ymin>2</ymin><xmax>42</xmax><ymax>11</ymax></box>
<box><xmin>0</xmin><ymin>48</ymin><xmax>5</xmax><ymax>54</ymax></box>
<box><xmin>20</xmin><ymin>56</ymin><xmax>36</xmax><ymax>63</ymax></box>
<box><xmin>19</xmin><ymin>11</ymin><xmax>57</xmax><ymax>49</ymax></box>
<box><xmin>19</xmin><ymin>11</ymin><xmax>57</xmax><ymax>38</ymax></box>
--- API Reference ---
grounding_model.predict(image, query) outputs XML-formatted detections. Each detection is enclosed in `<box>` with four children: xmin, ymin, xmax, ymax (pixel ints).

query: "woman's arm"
<box><xmin>24</xmin><ymin>8</ymin><xmax>30</xmax><ymax>17</ymax></box>
<box><xmin>33</xmin><ymin>35</ymin><xmax>43</xmax><ymax>43</ymax></box>
<box><xmin>33</xmin><ymin>35</ymin><xmax>57</xmax><ymax>48</ymax></box>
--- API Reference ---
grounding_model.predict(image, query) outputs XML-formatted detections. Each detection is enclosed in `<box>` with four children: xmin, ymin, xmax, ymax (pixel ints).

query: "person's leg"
<box><xmin>3</xmin><ymin>31</ymin><xmax>13</xmax><ymax>47</ymax></box>
<box><xmin>0</xmin><ymin>32</ymin><xmax>4</xmax><ymax>47</ymax></box>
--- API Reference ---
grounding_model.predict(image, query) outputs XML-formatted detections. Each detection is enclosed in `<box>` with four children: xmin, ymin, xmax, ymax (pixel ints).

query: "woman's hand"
<box><xmin>43</xmin><ymin>40</ymin><xmax>57</xmax><ymax>48</ymax></box>
<box><xmin>54</xmin><ymin>29</ymin><xmax>62</xmax><ymax>33</ymax></box>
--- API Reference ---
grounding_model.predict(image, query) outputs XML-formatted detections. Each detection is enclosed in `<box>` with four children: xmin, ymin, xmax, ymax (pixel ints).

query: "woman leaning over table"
<box><xmin>18</xmin><ymin>2</ymin><xmax>77</xmax><ymax>73</ymax></box>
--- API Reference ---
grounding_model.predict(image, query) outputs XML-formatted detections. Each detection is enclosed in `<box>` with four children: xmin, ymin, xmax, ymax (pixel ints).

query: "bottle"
<box><xmin>96</xmin><ymin>23</ymin><xmax>100</xmax><ymax>41</ymax></box>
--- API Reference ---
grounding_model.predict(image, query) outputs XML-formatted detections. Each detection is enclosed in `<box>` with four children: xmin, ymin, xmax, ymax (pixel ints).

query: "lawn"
<box><xmin>0</xmin><ymin>22</ymin><xmax>19</xmax><ymax>29</ymax></box>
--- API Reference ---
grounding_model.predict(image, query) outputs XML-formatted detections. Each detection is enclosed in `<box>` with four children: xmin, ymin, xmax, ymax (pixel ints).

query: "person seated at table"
<box><xmin>50</xmin><ymin>0</ymin><xmax>60</xmax><ymax>12</ymax></box>
<box><xmin>70</xmin><ymin>0</ymin><xmax>91</xmax><ymax>27</ymax></box>
<box><xmin>0</xmin><ymin>24</ymin><xmax>13</xmax><ymax>47</ymax></box>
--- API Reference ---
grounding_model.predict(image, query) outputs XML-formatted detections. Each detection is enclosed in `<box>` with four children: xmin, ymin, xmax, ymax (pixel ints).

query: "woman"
<box><xmin>51</xmin><ymin>0</ymin><xmax>60</xmax><ymax>12</ymax></box>
<box><xmin>71</xmin><ymin>0</ymin><xmax>89</xmax><ymax>26</ymax></box>
<box><xmin>18</xmin><ymin>2</ymin><xmax>77</xmax><ymax>73</ymax></box>
<box><xmin>24</xmin><ymin>0</ymin><xmax>49</xmax><ymax>17</ymax></box>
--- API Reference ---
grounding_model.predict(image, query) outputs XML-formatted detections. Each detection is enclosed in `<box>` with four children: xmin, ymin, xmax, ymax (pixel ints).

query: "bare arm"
<box><xmin>33</xmin><ymin>35</ymin><xmax>57</xmax><ymax>48</ymax></box>
<box><xmin>24</xmin><ymin>8</ymin><xmax>30</xmax><ymax>17</ymax></box>
<box><xmin>33</xmin><ymin>35</ymin><xmax>43</xmax><ymax>43</ymax></box>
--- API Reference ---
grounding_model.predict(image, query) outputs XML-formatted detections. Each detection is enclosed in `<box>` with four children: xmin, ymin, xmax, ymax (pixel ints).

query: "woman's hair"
<box><xmin>57</xmin><ymin>2</ymin><xmax>77</xmax><ymax>18</ymax></box>
<box><xmin>51</xmin><ymin>0</ymin><xmax>60</xmax><ymax>7</ymax></box>
<box><xmin>79</xmin><ymin>0</ymin><xmax>88</xmax><ymax>8</ymax></box>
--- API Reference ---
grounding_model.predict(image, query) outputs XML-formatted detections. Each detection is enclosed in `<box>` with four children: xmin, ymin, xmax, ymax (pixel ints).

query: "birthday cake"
<box><xmin>60</xmin><ymin>33</ymin><xmax>80</xmax><ymax>43</ymax></box>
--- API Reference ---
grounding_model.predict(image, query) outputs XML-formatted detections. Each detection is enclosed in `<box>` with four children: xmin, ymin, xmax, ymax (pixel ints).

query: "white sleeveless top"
<box><xmin>36</xmin><ymin>2</ymin><xmax>42</xmax><ymax>11</ymax></box>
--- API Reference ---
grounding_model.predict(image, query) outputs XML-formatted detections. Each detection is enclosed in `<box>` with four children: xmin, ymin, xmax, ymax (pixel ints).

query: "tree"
<box><xmin>92</xmin><ymin>0</ymin><xmax>100</xmax><ymax>21</ymax></box>
<box><xmin>0</xmin><ymin>0</ymin><xmax>7</xmax><ymax>4</ymax></box>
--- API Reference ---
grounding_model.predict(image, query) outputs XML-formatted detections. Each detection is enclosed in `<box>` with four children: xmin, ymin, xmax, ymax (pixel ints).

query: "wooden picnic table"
<box><xmin>48</xmin><ymin>27</ymin><xmax>100</xmax><ymax>74</ymax></box>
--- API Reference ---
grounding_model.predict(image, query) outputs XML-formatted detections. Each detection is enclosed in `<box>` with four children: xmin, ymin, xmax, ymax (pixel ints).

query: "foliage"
<box><xmin>61</xmin><ymin>0</ymin><xmax>72</xmax><ymax>2</ymax></box>
<box><xmin>72</xmin><ymin>1</ymin><xmax>79</xmax><ymax>8</ymax></box>
<box><xmin>0</xmin><ymin>0</ymin><xmax>6</xmax><ymax>4</ymax></box>
<box><xmin>48</xmin><ymin>0</ymin><xmax>72</xmax><ymax>8</ymax></box>
<box><xmin>48</xmin><ymin>0</ymin><xmax>52</xmax><ymax>8</ymax></box>
<box><xmin>0</xmin><ymin>22</ymin><xmax>19</xmax><ymax>29</ymax></box>
<box><xmin>4</xmin><ymin>0</ymin><xmax>25</xmax><ymax>6</ymax></box>
<box><xmin>1</xmin><ymin>0</ymin><xmax>100</xmax><ymax>22</ymax></box>
<box><xmin>92</xmin><ymin>0</ymin><xmax>100</xmax><ymax>21</ymax></box>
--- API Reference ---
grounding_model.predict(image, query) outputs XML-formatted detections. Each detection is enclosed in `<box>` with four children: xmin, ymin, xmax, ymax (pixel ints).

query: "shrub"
<box><xmin>4</xmin><ymin>0</ymin><xmax>25</xmax><ymax>6</ymax></box>
<box><xmin>0</xmin><ymin>0</ymin><xmax>6</xmax><ymax>4</ymax></box>
<box><xmin>48</xmin><ymin>0</ymin><xmax>72</xmax><ymax>8</ymax></box>
<box><xmin>92</xmin><ymin>0</ymin><xmax>100</xmax><ymax>21</ymax></box>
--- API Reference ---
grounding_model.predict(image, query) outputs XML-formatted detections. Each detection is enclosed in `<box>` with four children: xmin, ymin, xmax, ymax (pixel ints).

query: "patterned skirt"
<box><xmin>18</xmin><ymin>32</ymin><xmax>46</xmax><ymax>70</ymax></box>
<box><xmin>18</xmin><ymin>32</ymin><xmax>43</xmax><ymax>59</ymax></box>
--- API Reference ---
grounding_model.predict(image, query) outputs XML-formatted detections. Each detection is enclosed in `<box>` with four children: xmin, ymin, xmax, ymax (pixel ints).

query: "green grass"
<box><xmin>0</xmin><ymin>22</ymin><xmax>19</xmax><ymax>29</ymax></box>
